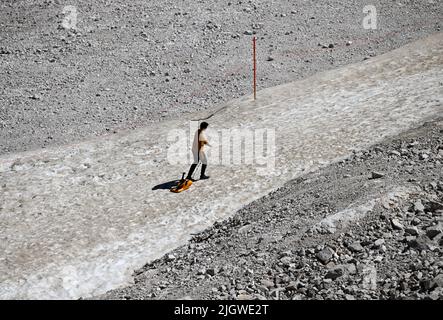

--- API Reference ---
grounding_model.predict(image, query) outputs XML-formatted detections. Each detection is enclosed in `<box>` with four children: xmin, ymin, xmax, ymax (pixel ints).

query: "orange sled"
<box><xmin>170</xmin><ymin>173</ymin><xmax>193</xmax><ymax>193</ymax></box>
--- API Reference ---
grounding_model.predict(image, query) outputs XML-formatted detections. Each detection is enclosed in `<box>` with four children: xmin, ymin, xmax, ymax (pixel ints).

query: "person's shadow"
<box><xmin>152</xmin><ymin>180</ymin><xmax>179</xmax><ymax>190</ymax></box>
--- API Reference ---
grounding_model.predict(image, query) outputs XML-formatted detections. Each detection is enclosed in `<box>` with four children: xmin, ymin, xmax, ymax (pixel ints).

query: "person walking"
<box><xmin>186</xmin><ymin>121</ymin><xmax>210</xmax><ymax>180</ymax></box>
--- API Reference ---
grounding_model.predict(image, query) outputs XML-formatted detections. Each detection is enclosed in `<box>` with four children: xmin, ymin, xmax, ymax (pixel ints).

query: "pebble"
<box><xmin>206</xmin><ymin>268</ymin><xmax>217</xmax><ymax>276</ymax></box>
<box><xmin>430</xmin><ymin>274</ymin><xmax>443</xmax><ymax>289</ymax></box>
<box><xmin>414</xmin><ymin>200</ymin><xmax>425</xmax><ymax>212</ymax></box>
<box><xmin>371</xmin><ymin>171</ymin><xmax>385</xmax><ymax>179</ymax></box>
<box><xmin>166</xmin><ymin>254</ymin><xmax>176</xmax><ymax>261</ymax></box>
<box><xmin>391</xmin><ymin>218</ymin><xmax>404</xmax><ymax>230</ymax></box>
<box><xmin>325</xmin><ymin>266</ymin><xmax>345</xmax><ymax>280</ymax></box>
<box><xmin>316</xmin><ymin>247</ymin><xmax>335</xmax><ymax>264</ymax></box>
<box><xmin>425</xmin><ymin>226</ymin><xmax>441</xmax><ymax>239</ymax></box>
<box><xmin>348</xmin><ymin>241</ymin><xmax>364</xmax><ymax>253</ymax></box>
<box><xmin>405</xmin><ymin>227</ymin><xmax>419</xmax><ymax>236</ymax></box>
<box><xmin>373</xmin><ymin>238</ymin><xmax>385</xmax><ymax>248</ymax></box>
<box><xmin>261</xmin><ymin>280</ymin><xmax>274</xmax><ymax>288</ymax></box>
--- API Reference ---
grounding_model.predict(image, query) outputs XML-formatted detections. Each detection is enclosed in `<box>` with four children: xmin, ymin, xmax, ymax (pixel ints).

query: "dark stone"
<box><xmin>408</xmin><ymin>235</ymin><xmax>429</xmax><ymax>251</ymax></box>
<box><xmin>316</xmin><ymin>247</ymin><xmax>335</xmax><ymax>264</ymax></box>
<box><xmin>325</xmin><ymin>266</ymin><xmax>344</xmax><ymax>280</ymax></box>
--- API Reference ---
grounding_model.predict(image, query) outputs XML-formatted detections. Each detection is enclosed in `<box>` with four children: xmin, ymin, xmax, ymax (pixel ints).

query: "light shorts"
<box><xmin>192</xmin><ymin>150</ymin><xmax>207</xmax><ymax>165</ymax></box>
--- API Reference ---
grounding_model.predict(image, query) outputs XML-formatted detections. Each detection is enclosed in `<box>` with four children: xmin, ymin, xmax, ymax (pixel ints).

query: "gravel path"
<box><xmin>101</xmin><ymin>119</ymin><xmax>443</xmax><ymax>300</ymax></box>
<box><xmin>1</xmin><ymin>0</ymin><xmax>442</xmax><ymax>154</ymax></box>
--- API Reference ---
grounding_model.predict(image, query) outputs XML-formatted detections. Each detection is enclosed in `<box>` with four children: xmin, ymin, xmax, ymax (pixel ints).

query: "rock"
<box><xmin>244</xmin><ymin>268</ymin><xmax>254</xmax><ymax>275</ymax></box>
<box><xmin>267</xmin><ymin>56</ymin><xmax>274</xmax><ymax>62</ymax></box>
<box><xmin>428</xmin><ymin>288</ymin><xmax>443</xmax><ymax>300</ymax></box>
<box><xmin>373</xmin><ymin>239</ymin><xmax>385</xmax><ymax>248</ymax></box>
<box><xmin>430</xmin><ymin>274</ymin><xmax>443</xmax><ymax>289</ymax></box>
<box><xmin>270</xmin><ymin>288</ymin><xmax>283</xmax><ymax>298</ymax></box>
<box><xmin>280</xmin><ymin>256</ymin><xmax>292</xmax><ymax>265</ymax></box>
<box><xmin>316</xmin><ymin>247</ymin><xmax>335</xmax><ymax>264</ymax></box>
<box><xmin>346</xmin><ymin>41</ymin><xmax>352</xmax><ymax>46</ymax></box>
<box><xmin>420</xmin><ymin>279</ymin><xmax>432</xmax><ymax>291</ymax></box>
<box><xmin>261</xmin><ymin>280</ymin><xmax>275</xmax><ymax>289</ymax></box>
<box><xmin>345</xmin><ymin>263</ymin><xmax>357</xmax><ymax>275</ymax></box>
<box><xmin>426</xmin><ymin>201</ymin><xmax>443</xmax><ymax>212</ymax></box>
<box><xmin>325</xmin><ymin>266</ymin><xmax>345</xmax><ymax>280</ymax></box>
<box><xmin>257</xmin><ymin>285</ymin><xmax>269</xmax><ymax>293</ymax></box>
<box><xmin>328</xmin><ymin>43</ymin><xmax>334</xmax><ymax>49</ymax></box>
<box><xmin>206</xmin><ymin>268</ymin><xmax>217</xmax><ymax>276</ymax></box>
<box><xmin>280</xmin><ymin>250</ymin><xmax>292</xmax><ymax>257</ymax></box>
<box><xmin>389</xmin><ymin>150</ymin><xmax>401</xmax><ymax>156</ymax></box>
<box><xmin>197</xmin><ymin>268</ymin><xmax>206</xmax><ymax>275</ymax></box>
<box><xmin>238</xmin><ymin>224</ymin><xmax>253</xmax><ymax>234</ymax></box>
<box><xmin>370</xmin><ymin>171</ymin><xmax>384</xmax><ymax>179</ymax></box>
<box><xmin>391</xmin><ymin>218</ymin><xmax>404</xmax><ymax>230</ymax></box>
<box><xmin>286</xmin><ymin>281</ymin><xmax>298</xmax><ymax>290</ymax></box>
<box><xmin>348</xmin><ymin>241</ymin><xmax>364</xmax><ymax>253</ymax></box>
<box><xmin>435</xmin><ymin>210</ymin><xmax>443</xmax><ymax>217</ymax></box>
<box><xmin>405</xmin><ymin>226</ymin><xmax>419</xmax><ymax>236</ymax></box>
<box><xmin>408</xmin><ymin>235</ymin><xmax>430</xmax><ymax>251</ymax></box>
<box><xmin>400</xmin><ymin>281</ymin><xmax>408</xmax><ymax>291</ymax></box>
<box><xmin>426</xmin><ymin>226</ymin><xmax>441</xmax><ymax>239</ymax></box>
<box><xmin>244</xmin><ymin>30</ymin><xmax>254</xmax><ymax>35</ymax></box>
<box><xmin>237</xmin><ymin>294</ymin><xmax>253</xmax><ymax>300</ymax></box>
<box><xmin>166</xmin><ymin>254</ymin><xmax>176</xmax><ymax>261</ymax></box>
<box><xmin>374</xmin><ymin>255</ymin><xmax>383</xmax><ymax>263</ymax></box>
<box><xmin>414</xmin><ymin>200</ymin><xmax>425</xmax><ymax>212</ymax></box>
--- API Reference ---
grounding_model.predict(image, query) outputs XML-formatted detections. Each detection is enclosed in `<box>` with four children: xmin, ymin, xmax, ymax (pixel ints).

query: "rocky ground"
<box><xmin>1</xmin><ymin>0</ymin><xmax>442</xmax><ymax>154</ymax></box>
<box><xmin>100</xmin><ymin>119</ymin><xmax>443</xmax><ymax>300</ymax></box>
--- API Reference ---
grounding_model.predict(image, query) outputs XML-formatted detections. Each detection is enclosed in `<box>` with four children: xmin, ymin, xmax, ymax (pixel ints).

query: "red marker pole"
<box><xmin>253</xmin><ymin>36</ymin><xmax>257</xmax><ymax>100</ymax></box>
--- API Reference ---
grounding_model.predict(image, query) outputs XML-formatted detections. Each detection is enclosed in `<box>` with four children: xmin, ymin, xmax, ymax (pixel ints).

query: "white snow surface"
<box><xmin>0</xmin><ymin>33</ymin><xmax>442</xmax><ymax>299</ymax></box>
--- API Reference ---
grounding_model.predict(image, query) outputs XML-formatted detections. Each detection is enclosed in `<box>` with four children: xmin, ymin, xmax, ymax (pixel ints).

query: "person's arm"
<box><xmin>199</xmin><ymin>132</ymin><xmax>211</xmax><ymax>147</ymax></box>
<box><xmin>199</xmin><ymin>140</ymin><xmax>211</xmax><ymax>148</ymax></box>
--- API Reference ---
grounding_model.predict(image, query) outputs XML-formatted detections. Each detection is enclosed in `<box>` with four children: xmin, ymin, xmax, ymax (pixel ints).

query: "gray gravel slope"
<box><xmin>1</xmin><ymin>0</ymin><xmax>442</xmax><ymax>154</ymax></box>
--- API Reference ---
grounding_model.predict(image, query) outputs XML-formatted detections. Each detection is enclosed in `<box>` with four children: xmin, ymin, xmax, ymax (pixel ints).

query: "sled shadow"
<box><xmin>152</xmin><ymin>180</ymin><xmax>179</xmax><ymax>190</ymax></box>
